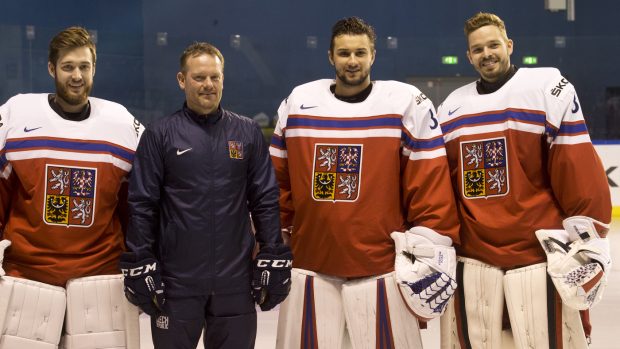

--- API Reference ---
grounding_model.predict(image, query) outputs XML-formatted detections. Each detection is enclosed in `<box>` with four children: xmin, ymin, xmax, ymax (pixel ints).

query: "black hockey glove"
<box><xmin>252</xmin><ymin>244</ymin><xmax>293</xmax><ymax>311</ymax></box>
<box><xmin>119</xmin><ymin>252</ymin><xmax>165</xmax><ymax>316</ymax></box>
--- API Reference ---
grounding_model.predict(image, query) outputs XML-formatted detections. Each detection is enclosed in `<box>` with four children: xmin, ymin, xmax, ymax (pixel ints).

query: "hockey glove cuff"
<box><xmin>252</xmin><ymin>244</ymin><xmax>293</xmax><ymax>311</ymax></box>
<box><xmin>120</xmin><ymin>252</ymin><xmax>166</xmax><ymax>316</ymax></box>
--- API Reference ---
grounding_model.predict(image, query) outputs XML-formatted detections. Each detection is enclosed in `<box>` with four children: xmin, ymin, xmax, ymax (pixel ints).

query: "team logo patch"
<box><xmin>228</xmin><ymin>141</ymin><xmax>243</xmax><ymax>159</ymax></box>
<box><xmin>43</xmin><ymin>164</ymin><xmax>97</xmax><ymax>227</ymax></box>
<box><xmin>460</xmin><ymin>137</ymin><xmax>509</xmax><ymax>199</ymax></box>
<box><xmin>312</xmin><ymin>144</ymin><xmax>362</xmax><ymax>202</ymax></box>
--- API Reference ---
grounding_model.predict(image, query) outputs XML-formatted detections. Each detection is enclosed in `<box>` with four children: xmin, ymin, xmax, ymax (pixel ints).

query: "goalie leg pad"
<box><xmin>503</xmin><ymin>263</ymin><xmax>550</xmax><ymax>349</ymax></box>
<box><xmin>443</xmin><ymin>257</ymin><xmax>504</xmax><ymax>349</ymax></box>
<box><xmin>0</xmin><ymin>276</ymin><xmax>66</xmax><ymax>349</ymax></box>
<box><xmin>342</xmin><ymin>272</ymin><xmax>423</xmax><ymax>349</ymax></box>
<box><xmin>560</xmin><ymin>304</ymin><xmax>589</xmax><ymax>348</ymax></box>
<box><xmin>275</xmin><ymin>268</ymin><xmax>348</xmax><ymax>349</ymax></box>
<box><xmin>61</xmin><ymin>274</ymin><xmax>140</xmax><ymax>349</ymax></box>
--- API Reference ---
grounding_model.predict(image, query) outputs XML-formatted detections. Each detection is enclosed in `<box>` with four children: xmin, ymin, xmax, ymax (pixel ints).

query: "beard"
<box><xmin>55</xmin><ymin>78</ymin><xmax>92</xmax><ymax>106</ymax></box>
<box><xmin>478</xmin><ymin>57</ymin><xmax>510</xmax><ymax>82</ymax></box>
<box><xmin>335</xmin><ymin>68</ymin><xmax>369</xmax><ymax>87</ymax></box>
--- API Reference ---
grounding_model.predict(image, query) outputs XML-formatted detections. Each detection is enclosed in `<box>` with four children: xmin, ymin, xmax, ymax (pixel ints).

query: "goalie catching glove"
<box><xmin>0</xmin><ymin>239</ymin><xmax>10</xmax><ymax>277</ymax></box>
<box><xmin>119</xmin><ymin>252</ymin><xmax>166</xmax><ymax>316</ymax></box>
<box><xmin>252</xmin><ymin>244</ymin><xmax>293</xmax><ymax>311</ymax></box>
<box><xmin>391</xmin><ymin>227</ymin><xmax>457</xmax><ymax>321</ymax></box>
<box><xmin>536</xmin><ymin>216</ymin><xmax>611</xmax><ymax>310</ymax></box>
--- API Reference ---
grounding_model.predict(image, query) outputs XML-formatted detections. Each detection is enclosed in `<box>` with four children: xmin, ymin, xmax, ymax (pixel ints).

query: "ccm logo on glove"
<box><xmin>121</xmin><ymin>262</ymin><xmax>157</xmax><ymax>277</ymax></box>
<box><xmin>255</xmin><ymin>259</ymin><xmax>293</xmax><ymax>268</ymax></box>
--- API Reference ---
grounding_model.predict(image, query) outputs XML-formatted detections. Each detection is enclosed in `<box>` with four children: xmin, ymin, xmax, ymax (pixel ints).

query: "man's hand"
<box><xmin>252</xmin><ymin>244</ymin><xmax>293</xmax><ymax>311</ymax></box>
<box><xmin>0</xmin><ymin>239</ymin><xmax>11</xmax><ymax>277</ymax></box>
<box><xmin>120</xmin><ymin>252</ymin><xmax>165</xmax><ymax>316</ymax></box>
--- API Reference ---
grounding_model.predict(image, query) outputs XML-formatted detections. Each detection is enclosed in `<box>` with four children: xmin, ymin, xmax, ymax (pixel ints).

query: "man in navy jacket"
<box><xmin>120</xmin><ymin>42</ymin><xmax>292</xmax><ymax>349</ymax></box>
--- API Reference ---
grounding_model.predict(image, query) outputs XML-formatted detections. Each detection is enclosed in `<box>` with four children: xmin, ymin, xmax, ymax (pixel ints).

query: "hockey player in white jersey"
<box><xmin>437</xmin><ymin>12</ymin><xmax>612</xmax><ymax>349</ymax></box>
<box><xmin>270</xmin><ymin>17</ymin><xmax>460</xmax><ymax>349</ymax></box>
<box><xmin>0</xmin><ymin>27</ymin><xmax>142</xmax><ymax>348</ymax></box>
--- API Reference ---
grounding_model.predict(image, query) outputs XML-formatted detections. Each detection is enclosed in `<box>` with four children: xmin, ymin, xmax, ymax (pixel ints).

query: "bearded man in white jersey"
<box><xmin>0</xmin><ymin>26</ymin><xmax>143</xmax><ymax>348</ymax></box>
<box><xmin>437</xmin><ymin>12</ymin><xmax>612</xmax><ymax>349</ymax></box>
<box><xmin>270</xmin><ymin>16</ymin><xmax>461</xmax><ymax>348</ymax></box>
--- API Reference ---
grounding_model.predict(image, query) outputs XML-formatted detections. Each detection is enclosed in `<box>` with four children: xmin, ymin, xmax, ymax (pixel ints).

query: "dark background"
<box><xmin>1</xmin><ymin>0</ymin><xmax>618</xmax><ymax>139</ymax></box>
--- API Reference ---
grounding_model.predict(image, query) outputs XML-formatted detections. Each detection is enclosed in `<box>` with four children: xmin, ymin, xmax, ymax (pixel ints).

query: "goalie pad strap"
<box><xmin>1</xmin><ymin>336</ymin><xmax>58</xmax><ymax>349</ymax></box>
<box><xmin>61</xmin><ymin>331</ymin><xmax>126</xmax><ymax>349</ymax></box>
<box><xmin>0</xmin><ymin>276</ymin><xmax>66</xmax><ymax>347</ymax></box>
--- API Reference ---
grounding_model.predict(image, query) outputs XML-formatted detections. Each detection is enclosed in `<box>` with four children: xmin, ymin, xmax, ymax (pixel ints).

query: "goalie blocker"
<box><xmin>391</xmin><ymin>226</ymin><xmax>457</xmax><ymax>321</ymax></box>
<box><xmin>0</xmin><ymin>275</ymin><xmax>140</xmax><ymax>349</ymax></box>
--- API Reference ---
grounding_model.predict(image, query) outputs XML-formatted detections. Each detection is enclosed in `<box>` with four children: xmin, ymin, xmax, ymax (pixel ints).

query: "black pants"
<box><xmin>150</xmin><ymin>292</ymin><xmax>257</xmax><ymax>349</ymax></box>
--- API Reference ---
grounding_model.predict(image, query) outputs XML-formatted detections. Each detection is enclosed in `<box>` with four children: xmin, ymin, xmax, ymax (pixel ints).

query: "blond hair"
<box><xmin>464</xmin><ymin>12</ymin><xmax>509</xmax><ymax>41</ymax></box>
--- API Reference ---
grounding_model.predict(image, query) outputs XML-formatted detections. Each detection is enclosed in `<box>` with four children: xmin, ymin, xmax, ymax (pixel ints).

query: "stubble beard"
<box><xmin>55</xmin><ymin>79</ymin><xmax>92</xmax><ymax>106</ymax></box>
<box><xmin>336</xmin><ymin>68</ymin><xmax>369</xmax><ymax>88</ymax></box>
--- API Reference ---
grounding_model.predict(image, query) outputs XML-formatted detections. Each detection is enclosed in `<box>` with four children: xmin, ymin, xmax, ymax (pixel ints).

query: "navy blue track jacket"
<box><xmin>126</xmin><ymin>104</ymin><xmax>282</xmax><ymax>297</ymax></box>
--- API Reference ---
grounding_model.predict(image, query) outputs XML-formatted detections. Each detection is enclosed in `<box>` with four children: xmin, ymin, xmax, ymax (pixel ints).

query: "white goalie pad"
<box><xmin>0</xmin><ymin>276</ymin><xmax>67</xmax><ymax>349</ymax></box>
<box><xmin>391</xmin><ymin>227</ymin><xmax>457</xmax><ymax>320</ymax></box>
<box><xmin>536</xmin><ymin>229</ymin><xmax>607</xmax><ymax>310</ymax></box>
<box><xmin>441</xmin><ymin>257</ymin><xmax>505</xmax><ymax>349</ymax></box>
<box><xmin>0</xmin><ymin>239</ymin><xmax>10</xmax><ymax>277</ymax></box>
<box><xmin>61</xmin><ymin>274</ymin><xmax>140</xmax><ymax>349</ymax></box>
<box><xmin>342</xmin><ymin>273</ymin><xmax>423</xmax><ymax>349</ymax></box>
<box><xmin>504</xmin><ymin>263</ymin><xmax>549</xmax><ymax>349</ymax></box>
<box><xmin>275</xmin><ymin>268</ymin><xmax>348</xmax><ymax>349</ymax></box>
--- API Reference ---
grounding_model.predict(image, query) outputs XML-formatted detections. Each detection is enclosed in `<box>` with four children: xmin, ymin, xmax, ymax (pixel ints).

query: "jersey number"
<box><xmin>429</xmin><ymin>109</ymin><xmax>438</xmax><ymax>130</ymax></box>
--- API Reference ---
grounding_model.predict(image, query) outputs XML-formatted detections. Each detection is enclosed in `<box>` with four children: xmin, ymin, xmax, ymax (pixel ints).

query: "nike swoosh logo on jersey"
<box><xmin>176</xmin><ymin>148</ymin><xmax>192</xmax><ymax>155</ymax></box>
<box><xmin>300</xmin><ymin>104</ymin><xmax>317</xmax><ymax>110</ymax></box>
<box><xmin>24</xmin><ymin>126</ymin><xmax>42</xmax><ymax>132</ymax></box>
<box><xmin>448</xmin><ymin>107</ymin><xmax>461</xmax><ymax>116</ymax></box>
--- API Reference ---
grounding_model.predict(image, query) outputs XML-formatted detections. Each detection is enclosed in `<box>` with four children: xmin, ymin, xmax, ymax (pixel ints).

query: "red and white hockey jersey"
<box><xmin>270</xmin><ymin>79</ymin><xmax>459</xmax><ymax>278</ymax></box>
<box><xmin>0</xmin><ymin>93</ymin><xmax>143</xmax><ymax>286</ymax></box>
<box><xmin>438</xmin><ymin>68</ymin><xmax>611</xmax><ymax>268</ymax></box>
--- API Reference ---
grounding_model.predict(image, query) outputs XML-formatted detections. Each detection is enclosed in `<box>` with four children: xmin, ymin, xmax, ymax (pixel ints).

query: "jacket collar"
<box><xmin>183</xmin><ymin>103</ymin><xmax>223</xmax><ymax>125</ymax></box>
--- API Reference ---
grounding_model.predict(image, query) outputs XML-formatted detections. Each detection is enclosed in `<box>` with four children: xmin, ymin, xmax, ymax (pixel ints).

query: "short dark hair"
<box><xmin>48</xmin><ymin>26</ymin><xmax>96</xmax><ymax>66</ymax></box>
<box><xmin>179</xmin><ymin>42</ymin><xmax>225</xmax><ymax>72</ymax></box>
<box><xmin>330</xmin><ymin>17</ymin><xmax>376</xmax><ymax>53</ymax></box>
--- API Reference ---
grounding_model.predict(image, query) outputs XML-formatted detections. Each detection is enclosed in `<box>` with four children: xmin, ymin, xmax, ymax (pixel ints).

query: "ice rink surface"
<box><xmin>140</xmin><ymin>219</ymin><xmax>620</xmax><ymax>348</ymax></box>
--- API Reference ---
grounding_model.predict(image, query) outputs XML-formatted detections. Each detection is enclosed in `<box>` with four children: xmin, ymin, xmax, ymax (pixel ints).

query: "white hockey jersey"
<box><xmin>438</xmin><ymin>68</ymin><xmax>611</xmax><ymax>268</ymax></box>
<box><xmin>270</xmin><ymin>79</ymin><xmax>459</xmax><ymax>277</ymax></box>
<box><xmin>0</xmin><ymin>93</ymin><xmax>144</xmax><ymax>286</ymax></box>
